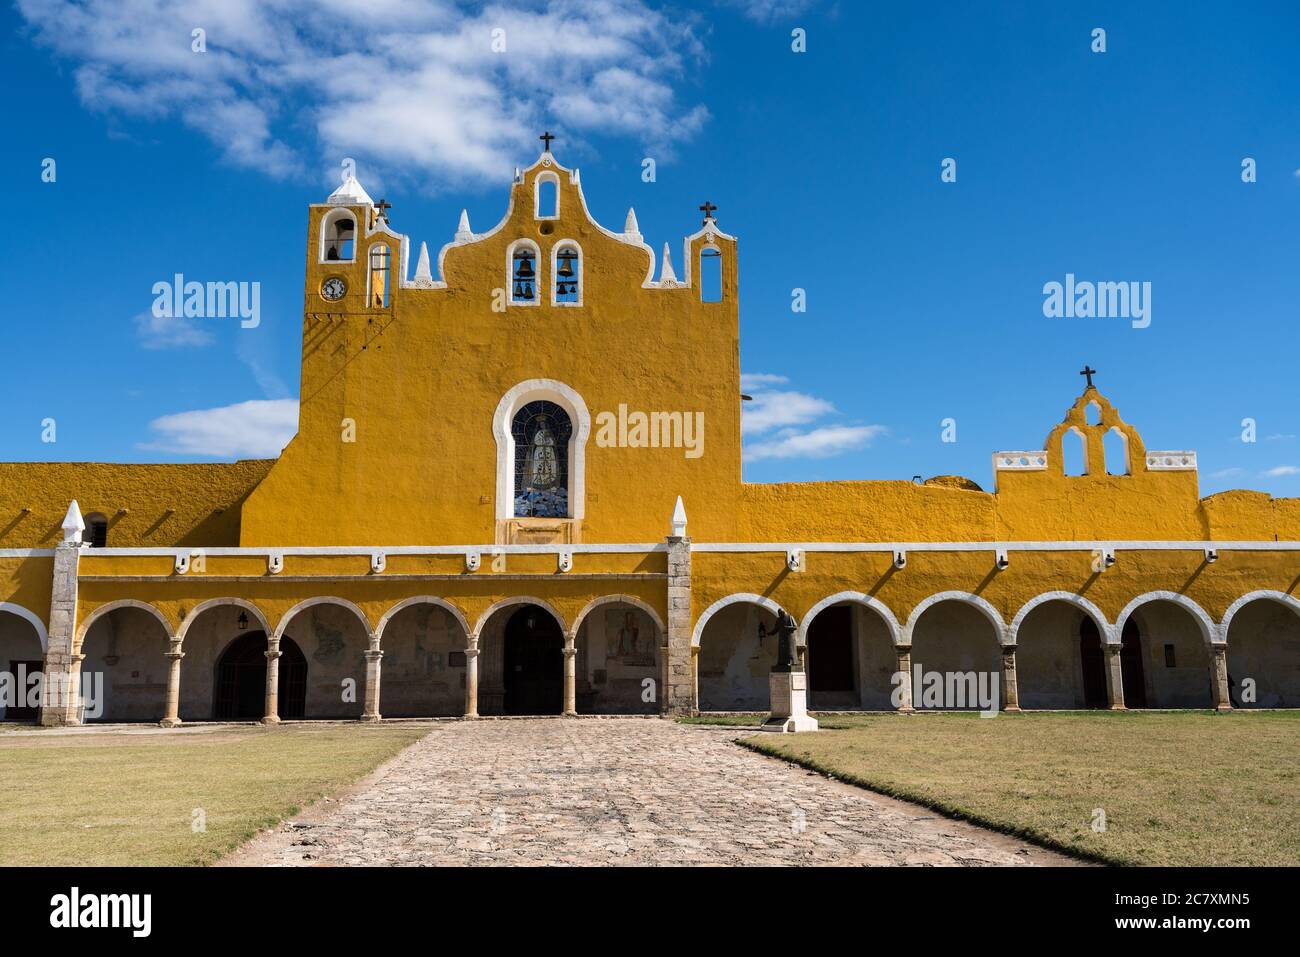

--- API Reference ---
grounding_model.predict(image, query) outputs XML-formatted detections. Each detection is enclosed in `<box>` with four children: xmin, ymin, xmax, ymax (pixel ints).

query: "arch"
<box><xmin>1104</xmin><ymin>426</ymin><xmax>1130</xmax><ymax>475</ymax></box>
<box><xmin>699</xmin><ymin>242</ymin><xmax>722</xmax><ymax>303</ymax></box>
<box><xmin>176</xmin><ymin>598</ymin><xmax>273</xmax><ymax>646</ymax></box>
<box><xmin>272</xmin><ymin>597</ymin><xmax>373</xmax><ymax>644</ymax></box>
<box><xmin>1062</xmin><ymin>426</ymin><xmax>1088</xmax><ymax>476</ymax></box>
<box><xmin>472</xmin><ymin>595</ymin><xmax>569</xmax><ymax>639</ymax></box>
<box><xmin>75</xmin><ymin>599</ymin><xmax>172</xmax><ymax>648</ymax></box>
<box><xmin>0</xmin><ymin>602</ymin><xmax>48</xmax><ymax>653</ymax></box>
<box><xmin>1114</xmin><ymin>591</ymin><xmax>1216</xmax><ymax>647</ymax></box>
<box><xmin>319</xmin><ymin>207</ymin><xmax>357</xmax><ymax>262</ymax></box>
<box><xmin>551</xmin><ymin>240</ymin><xmax>582</xmax><ymax>306</ymax></box>
<box><xmin>572</xmin><ymin>594</ymin><xmax>666</xmax><ymax>638</ymax></box>
<box><xmin>493</xmin><ymin>379</ymin><xmax>591</xmax><ymax>521</ymax></box>
<box><xmin>375</xmin><ymin>596</ymin><xmax>472</xmax><ymax>646</ymax></box>
<box><xmin>507</xmin><ymin>238</ymin><xmax>541</xmax><ymax>305</ymax></box>
<box><xmin>1010</xmin><ymin>591</ymin><xmax>1112</xmax><ymax>644</ymax></box>
<box><xmin>535</xmin><ymin>170</ymin><xmax>560</xmax><ymax>218</ymax></box>
<box><xmin>797</xmin><ymin>591</ymin><xmax>901</xmax><ymax>647</ymax></box>
<box><xmin>368</xmin><ymin>242</ymin><xmax>391</xmax><ymax>307</ymax></box>
<box><xmin>1220</xmin><ymin>590</ymin><xmax>1300</xmax><ymax>641</ymax></box>
<box><xmin>904</xmin><ymin>591</ymin><xmax>1007</xmax><ymax>645</ymax></box>
<box><xmin>691</xmin><ymin>593</ymin><xmax>783</xmax><ymax>648</ymax></box>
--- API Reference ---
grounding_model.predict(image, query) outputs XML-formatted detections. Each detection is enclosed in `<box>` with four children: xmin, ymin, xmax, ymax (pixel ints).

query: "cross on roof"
<box><xmin>375</xmin><ymin>198</ymin><xmax>392</xmax><ymax>223</ymax></box>
<box><xmin>1079</xmin><ymin>365</ymin><xmax>1097</xmax><ymax>389</ymax></box>
<box><xmin>540</xmin><ymin>131</ymin><xmax>556</xmax><ymax>152</ymax></box>
<box><xmin>699</xmin><ymin>200</ymin><xmax>717</xmax><ymax>223</ymax></box>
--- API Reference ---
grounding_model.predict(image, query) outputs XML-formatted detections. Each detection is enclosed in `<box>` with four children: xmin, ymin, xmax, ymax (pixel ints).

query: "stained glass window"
<box><xmin>511</xmin><ymin>245</ymin><xmax>537</xmax><ymax>303</ymax></box>
<box><xmin>513</xmin><ymin>401</ymin><xmax>571</xmax><ymax>517</ymax></box>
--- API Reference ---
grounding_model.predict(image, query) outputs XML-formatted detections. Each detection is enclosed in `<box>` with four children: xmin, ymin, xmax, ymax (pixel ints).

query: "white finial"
<box><xmin>62</xmin><ymin>500</ymin><xmax>85</xmax><ymax>544</ymax></box>
<box><xmin>660</xmin><ymin>242</ymin><xmax>678</xmax><ymax>284</ymax></box>
<box><xmin>455</xmin><ymin>209</ymin><xmax>473</xmax><ymax>243</ymax></box>
<box><xmin>326</xmin><ymin>174</ymin><xmax>374</xmax><ymax>207</ymax></box>
<box><xmin>624</xmin><ymin>207</ymin><xmax>642</xmax><ymax>242</ymax></box>
<box><xmin>413</xmin><ymin>242</ymin><xmax>433</xmax><ymax>286</ymax></box>
<box><xmin>671</xmin><ymin>496</ymin><xmax>687</xmax><ymax>537</ymax></box>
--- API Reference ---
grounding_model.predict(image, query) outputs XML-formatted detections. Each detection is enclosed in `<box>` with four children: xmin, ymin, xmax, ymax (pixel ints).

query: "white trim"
<box><xmin>691</xmin><ymin>593</ymin><xmax>782</xmax><ymax>648</ymax></box>
<box><xmin>272</xmin><ymin>597</ymin><xmax>373</xmax><ymax>644</ymax></box>
<box><xmin>1009</xmin><ymin>591</ymin><xmax>1113</xmax><ymax>644</ymax></box>
<box><xmin>0</xmin><ymin>550</ymin><xmax>56</xmax><ymax>558</ymax></box>
<box><xmin>374</xmin><ymin>596</ymin><xmax>472</xmax><ymax>646</ymax></box>
<box><xmin>318</xmin><ymin>207</ymin><xmax>358</xmax><ymax>264</ymax></box>
<box><xmin>571</xmin><ymin>594</ymin><xmax>666</xmax><ymax>639</ymax></box>
<box><xmin>688</xmin><ymin>540</ymin><xmax>1300</xmax><ymax>552</ymax></box>
<box><xmin>1114</xmin><ymin>591</ymin><xmax>1217</xmax><ymax>647</ymax></box>
<box><xmin>176</xmin><ymin>598</ymin><xmax>273</xmax><ymax>645</ymax></box>
<box><xmin>1219</xmin><ymin>590</ymin><xmax>1300</xmax><ymax>643</ymax></box>
<box><xmin>993</xmin><ymin>451</ymin><xmax>1048</xmax><ymax>470</ymax></box>
<box><xmin>796</xmin><ymin>591</ymin><xmax>902</xmax><ymax>648</ymax></box>
<box><xmin>0</xmin><ymin>602</ymin><xmax>49</xmax><ymax>653</ymax></box>
<box><xmin>904</xmin><ymin>591</ymin><xmax>1007</xmax><ymax>645</ymax></box>
<box><xmin>493</xmin><ymin>379</ymin><xmax>591</xmax><ymax>522</ymax></box>
<box><xmin>549</xmin><ymin>239</ymin><xmax>583</xmax><ymax>307</ymax></box>
<box><xmin>471</xmin><ymin>595</ymin><xmax>568</xmax><ymax>638</ymax></box>
<box><xmin>1144</xmin><ymin>450</ymin><xmax>1198</xmax><ymax>471</ymax></box>
<box><xmin>75</xmin><ymin>599</ymin><xmax>173</xmax><ymax>646</ymax></box>
<box><xmin>506</xmin><ymin>238</ymin><xmax>542</xmax><ymax>307</ymax></box>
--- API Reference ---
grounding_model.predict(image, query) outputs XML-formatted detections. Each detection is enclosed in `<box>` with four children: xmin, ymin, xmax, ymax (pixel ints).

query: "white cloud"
<box><xmin>739</xmin><ymin>372</ymin><xmax>788</xmax><ymax>391</ymax></box>
<box><xmin>719</xmin><ymin>0</ymin><xmax>817</xmax><ymax>24</ymax></box>
<box><xmin>133</xmin><ymin>310</ymin><xmax>215</xmax><ymax>349</ymax></box>
<box><xmin>1208</xmin><ymin>467</ymin><xmax>1246</xmax><ymax>479</ymax></box>
<box><xmin>140</xmin><ymin>398</ymin><xmax>298</xmax><ymax>458</ymax></box>
<box><xmin>1264</xmin><ymin>465</ymin><xmax>1300</xmax><ymax>477</ymax></box>
<box><xmin>742</xmin><ymin>389</ymin><xmax>834</xmax><ymax>435</ymax></box>
<box><xmin>17</xmin><ymin>0</ymin><xmax>709</xmax><ymax>188</ymax></box>
<box><xmin>746</xmin><ymin>425</ymin><xmax>887</xmax><ymax>461</ymax></box>
<box><xmin>1265</xmin><ymin>433</ymin><xmax>1296</xmax><ymax>442</ymax></box>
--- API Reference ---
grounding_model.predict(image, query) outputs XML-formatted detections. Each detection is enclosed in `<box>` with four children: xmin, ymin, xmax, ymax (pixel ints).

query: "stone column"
<box><xmin>1001</xmin><ymin>645</ymin><xmax>1020</xmax><ymax>712</ymax></box>
<box><xmin>262</xmin><ymin>645</ymin><xmax>281</xmax><ymax>724</ymax></box>
<box><xmin>1104</xmin><ymin>642</ymin><xmax>1126</xmax><ymax>709</ymax></box>
<box><xmin>160</xmin><ymin>640</ymin><xmax>184</xmax><ymax>727</ymax></box>
<box><xmin>663</xmin><ymin>535</ymin><xmax>694</xmax><ymax>715</ymax></box>
<box><xmin>464</xmin><ymin>635</ymin><xmax>480</xmax><ymax>718</ymax></box>
<box><xmin>41</xmin><ymin>539</ymin><xmax>88</xmax><ymax>727</ymax></box>
<box><xmin>895</xmin><ymin>645</ymin><xmax>913</xmax><ymax>712</ymax></box>
<box><xmin>562</xmin><ymin>639</ymin><xmax>577</xmax><ymax>716</ymax></box>
<box><xmin>1210</xmin><ymin>644</ymin><xmax>1232</xmax><ymax>711</ymax></box>
<box><xmin>362</xmin><ymin>647</ymin><xmax>383</xmax><ymax>722</ymax></box>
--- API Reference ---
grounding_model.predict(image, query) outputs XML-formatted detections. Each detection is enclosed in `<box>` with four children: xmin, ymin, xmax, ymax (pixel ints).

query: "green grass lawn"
<box><xmin>0</xmin><ymin>724</ymin><xmax>428</xmax><ymax>866</ymax></box>
<box><xmin>694</xmin><ymin>710</ymin><xmax>1300</xmax><ymax>866</ymax></box>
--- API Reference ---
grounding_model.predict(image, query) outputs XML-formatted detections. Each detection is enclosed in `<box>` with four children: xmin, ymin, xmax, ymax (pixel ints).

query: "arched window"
<box><xmin>699</xmin><ymin>245</ymin><xmax>722</xmax><ymax>302</ymax></box>
<box><xmin>512</xmin><ymin>401</ymin><xmax>572</xmax><ymax>518</ymax></box>
<box><xmin>552</xmin><ymin>242</ymin><xmax>581</xmax><ymax>305</ymax></box>
<box><xmin>1085</xmin><ymin>401</ymin><xmax>1102</xmax><ymax>426</ymax></box>
<box><xmin>84</xmin><ymin>512</ymin><xmax>108</xmax><ymax>548</ymax></box>
<box><xmin>1104</xmin><ymin>427</ymin><xmax>1129</xmax><ymax>475</ymax></box>
<box><xmin>369</xmin><ymin>244</ymin><xmax>390</xmax><ymax>307</ymax></box>
<box><xmin>320</xmin><ymin>210</ymin><xmax>356</xmax><ymax>262</ymax></box>
<box><xmin>1062</xmin><ymin>428</ymin><xmax>1087</xmax><ymax>476</ymax></box>
<box><xmin>509</xmin><ymin>241</ymin><xmax>539</xmax><ymax>305</ymax></box>
<box><xmin>536</xmin><ymin>173</ymin><xmax>559</xmax><ymax>219</ymax></box>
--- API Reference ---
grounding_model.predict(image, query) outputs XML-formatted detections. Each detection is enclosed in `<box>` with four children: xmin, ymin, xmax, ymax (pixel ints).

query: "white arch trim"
<box><xmin>796</xmin><ymin>591</ymin><xmax>902</xmax><ymax>648</ymax></box>
<box><xmin>0</xmin><ymin>602</ymin><xmax>50</xmax><ymax>653</ymax></box>
<box><xmin>375</xmin><ymin>596</ymin><xmax>472</xmax><ymax>646</ymax></box>
<box><xmin>493</xmin><ymin>378</ymin><xmax>592</xmax><ymax>521</ymax></box>
<box><xmin>1009</xmin><ymin>591</ymin><xmax>1113</xmax><ymax>644</ymax></box>
<box><xmin>571</xmin><ymin>594</ymin><xmax>666</xmax><ymax>639</ymax></box>
<box><xmin>273</xmin><ymin>597</ymin><xmax>373</xmax><ymax>644</ymax></box>
<box><xmin>1219</xmin><ymin>590</ymin><xmax>1300</xmax><ymax>643</ymax></box>
<box><xmin>904</xmin><ymin>591</ymin><xmax>1008</xmax><ymax>645</ymax></box>
<box><xmin>691</xmin><ymin>593</ymin><xmax>783</xmax><ymax>648</ymax></box>
<box><xmin>1114</xmin><ymin>591</ymin><xmax>1217</xmax><ymax>647</ymax></box>
<box><xmin>471</xmin><ymin>595</ymin><xmax>569</xmax><ymax>638</ymax></box>
<box><xmin>75</xmin><ymin>599</ymin><xmax>173</xmax><ymax>647</ymax></box>
<box><xmin>176</xmin><ymin>598</ymin><xmax>273</xmax><ymax>645</ymax></box>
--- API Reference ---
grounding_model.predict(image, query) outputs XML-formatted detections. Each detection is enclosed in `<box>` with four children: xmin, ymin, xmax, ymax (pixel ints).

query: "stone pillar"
<box><xmin>690</xmin><ymin>646</ymin><xmax>700</xmax><ymax>713</ymax></box>
<box><xmin>362</xmin><ymin>647</ymin><xmax>383</xmax><ymax>722</ymax></box>
<box><xmin>464</xmin><ymin>635</ymin><xmax>480</xmax><ymax>718</ymax></box>
<box><xmin>262</xmin><ymin>645</ymin><xmax>281</xmax><ymax>724</ymax></box>
<box><xmin>1001</xmin><ymin>645</ymin><xmax>1020</xmax><ymax>712</ymax></box>
<box><xmin>41</xmin><ymin>539</ymin><xmax>88</xmax><ymax>727</ymax></box>
<box><xmin>663</xmin><ymin>535</ymin><xmax>694</xmax><ymax>715</ymax></box>
<box><xmin>895</xmin><ymin>645</ymin><xmax>913</xmax><ymax>712</ymax></box>
<box><xmin>562</xmin><ymin>639</ymin><xmax>577</xmax><ymax>716</ymax></box>
<box><xmin>1104</xmin><ymin>642</ymin><xmax>1126</xmax><ymax>710</ymax></box>
<box><xmin>1211</xmin><ymin>644</ymin><xmax>1232</xmax><ymax>711</ymax></box>
<box><xmin>160</xmin><ymin>641</ymin><xmax>184</xmax><ymax>727</ymax></box>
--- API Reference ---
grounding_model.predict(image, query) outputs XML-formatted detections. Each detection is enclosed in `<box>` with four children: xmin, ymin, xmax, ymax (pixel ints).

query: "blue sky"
<box><xmin>3</xmin><ymin>0</ymin><xmax>1298</xmax><ymax>497</ymax></box>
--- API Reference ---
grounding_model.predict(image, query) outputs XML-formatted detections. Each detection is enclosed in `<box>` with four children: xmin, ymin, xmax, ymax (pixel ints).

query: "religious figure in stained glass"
<box><xmin>512</xmin><ymin>401</ymin><xmax>571</xmax><ymax>517</ymax></box>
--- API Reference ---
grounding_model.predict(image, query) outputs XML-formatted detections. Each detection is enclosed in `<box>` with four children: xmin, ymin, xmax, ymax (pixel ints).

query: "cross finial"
<box><xmin>699</xmin><ymin>200</ymin><xmax>717</xmax><ymax>223</ymax></box>
<box><xmin>539</xmin><ymin>131</ymin><xmax>555</xmax><ymax>152</ymax></box>
<box><xmin>1079</xmin><ymin>365</ymin><xmax>1097</xmax><ymax>389</ymax></box>
<box><xmin>375</xmin><ymin>198</ymin><xmax>392</xmax><ymax>223</ymax></box>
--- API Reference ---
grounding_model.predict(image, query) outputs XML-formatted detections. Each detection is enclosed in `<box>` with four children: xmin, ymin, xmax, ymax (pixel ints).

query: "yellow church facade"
<box><xmin>3</xmin><ymin>144</ymin><xmax>1299</xmax><ymax>726</ymax></box>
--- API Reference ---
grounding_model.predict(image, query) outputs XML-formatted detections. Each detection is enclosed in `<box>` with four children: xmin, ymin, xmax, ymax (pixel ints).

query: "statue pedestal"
<box><xmin>761</xmin><ymin>670</ymin><xmax>818</xmax><ymax>733</ymax></box>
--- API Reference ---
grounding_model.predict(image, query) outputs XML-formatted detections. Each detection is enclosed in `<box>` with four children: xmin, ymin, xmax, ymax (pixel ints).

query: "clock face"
<box><xmin>321</xmin><ymin>277</ymin><xmax>347</xmax><ymax>302</ymax></box>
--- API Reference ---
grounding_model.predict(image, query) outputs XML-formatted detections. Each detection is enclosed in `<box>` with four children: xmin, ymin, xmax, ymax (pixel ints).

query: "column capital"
<box><xmin>1104</xmin><ymin>641</ymin><xmax>1123</xmax><ymax>655</ymax></box>
<box><xmin>1001</xmin><ymin>643</ymin><xmax>1017</xmax><ymax>655</ymax></box>
<box><xmin>464</xmin><ymin>647</ymin><xmax>480</xmax><ymax>659</ymax></box>
<box><xmin>364</xmin><ymin>649</ymin><xmax>384</xmax><ymax>662</ymax></box>
<box><xmin>562</xmin><ymin>647</ymin><xmax>577</xmax><ymax>658</ymax></box>
<box><xmin>895</xmin><ymin>644</ymin><xmax>912</xmax><ymax>655</ymax></box>
<box><xmin>165</xmin><ymin>651</ymin><xmax>185</xmax><ymax>662</ymax></box>
<box><xmin>264</xmin><ymin>649</ymin><xmax>281</xmax><ymax>661</ymax></box>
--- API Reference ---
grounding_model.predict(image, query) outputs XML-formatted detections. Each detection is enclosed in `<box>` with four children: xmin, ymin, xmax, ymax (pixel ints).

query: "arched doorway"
<box><xmin>78</xmin><ymin>605</ymin><xmax>171</xmax><ymax>722</ymax></box>
<box><xmin>374</xmin><ymin>600</ymin><xmax>469</xmax><ymax>718</ymax></box>
<box><xmin>214</xmin><ymin>633</ymin><xmax>307</xmax><ymax>720</ymax></box>
<box><xmin>1015</xmin><ymin>600</ymin><xmax>1109</xmax><ymax>709</ymax></box>
<box><xmin>574</xmin><ymin>601</ymin><xmax>661</xmax><ymax>715</ymax></box>
<box><xmin>807</xmin><ymin>605</ymin><xmax>855</xmax><ymax>707</ymax></box>
<box><xmin>0</xmin><ymin>607</ymin><xmax>45</xmax><ymax>722</ymax></box>
<box><xmin>1119</xmin><ymin>619</ymin><xmax>1147</xmax><ymax>708</ymax></box>
<box><xmin>1078</xmin><ymin>618</ymin><xmax>1108</xmax><ymax>708</ymax></box>
<box><xmin>908</xmin><ymin>599</ymin><xmax>1002</xmax><ymax>710</ymax></box>
<box><xmin>696</xmin><ymin>600</ymin><xmax>779</xmax><ymax>712</ymax></box>
<box><xmin>1225</xmin><ymin>598</ymin><xmax>1300</xmax><ymax>707</ymax></box>
<box><xmin>503</xmin><ymin>606</ymin><xmax>563</xmax><ymax>715</ymax></box>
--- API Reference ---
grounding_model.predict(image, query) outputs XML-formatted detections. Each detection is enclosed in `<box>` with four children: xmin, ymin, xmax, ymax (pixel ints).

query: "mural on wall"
<box><xmin>605</xmin><ymin>608</ymin><xmax>655</xmax><ymax>667</ymax></box>
<box><xmin>311</xmin><ymin>615</ymin><xmax>347</xmax><ymax>665</ymax></box>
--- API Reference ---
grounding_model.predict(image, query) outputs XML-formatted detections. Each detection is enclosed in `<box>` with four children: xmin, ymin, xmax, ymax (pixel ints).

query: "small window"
<box><xmin>369</xmin><ymin>244</ymin><xmax>390</xmax><ymax>308</ymax></box>
<box><xmin>536</xmin><ymin>174</ymin><xmax>558</xmax><ymax>218</ymax></box>
<box><xmin>699</xmin><ymin>246</ymin><xmax>722</xmax><ymax>302</ymax></box>
<box><xmin>511</xmin><ymin>244</ymin><xmax>539</xmax><ymax>304</ymax></box>
<box><xmin>1062</xmin><ymin>428</ymin><xmax>1087</xmax><ymax>476</ymax></box>
<box><xmin>321</xmin><ymin>210</ymin><xmax>356</xmax><ymax>262</ymax></box>
<box><xmin>84</xmin><ymin>513</ymin><xmax>108</xmax><ymax>548</ymax></box>
<box><xmin>1163</xmin><ymin>643</ymin><xmax>1176</xmax><ymax>668</ymax></box>
<box><xmin>1085</xmin><ymin>401</ymin><xmax>1102</xmax><ymax>426</ymax></box>
<box><xmin>553</xmin><ymin>243</ymin><xmax>581</xmax><ymax>305</ymax></box>
<box><xmin>1104</xmin><ymin>427</ymin><xmax>1129</xmax><ymax>475</ymax></box>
